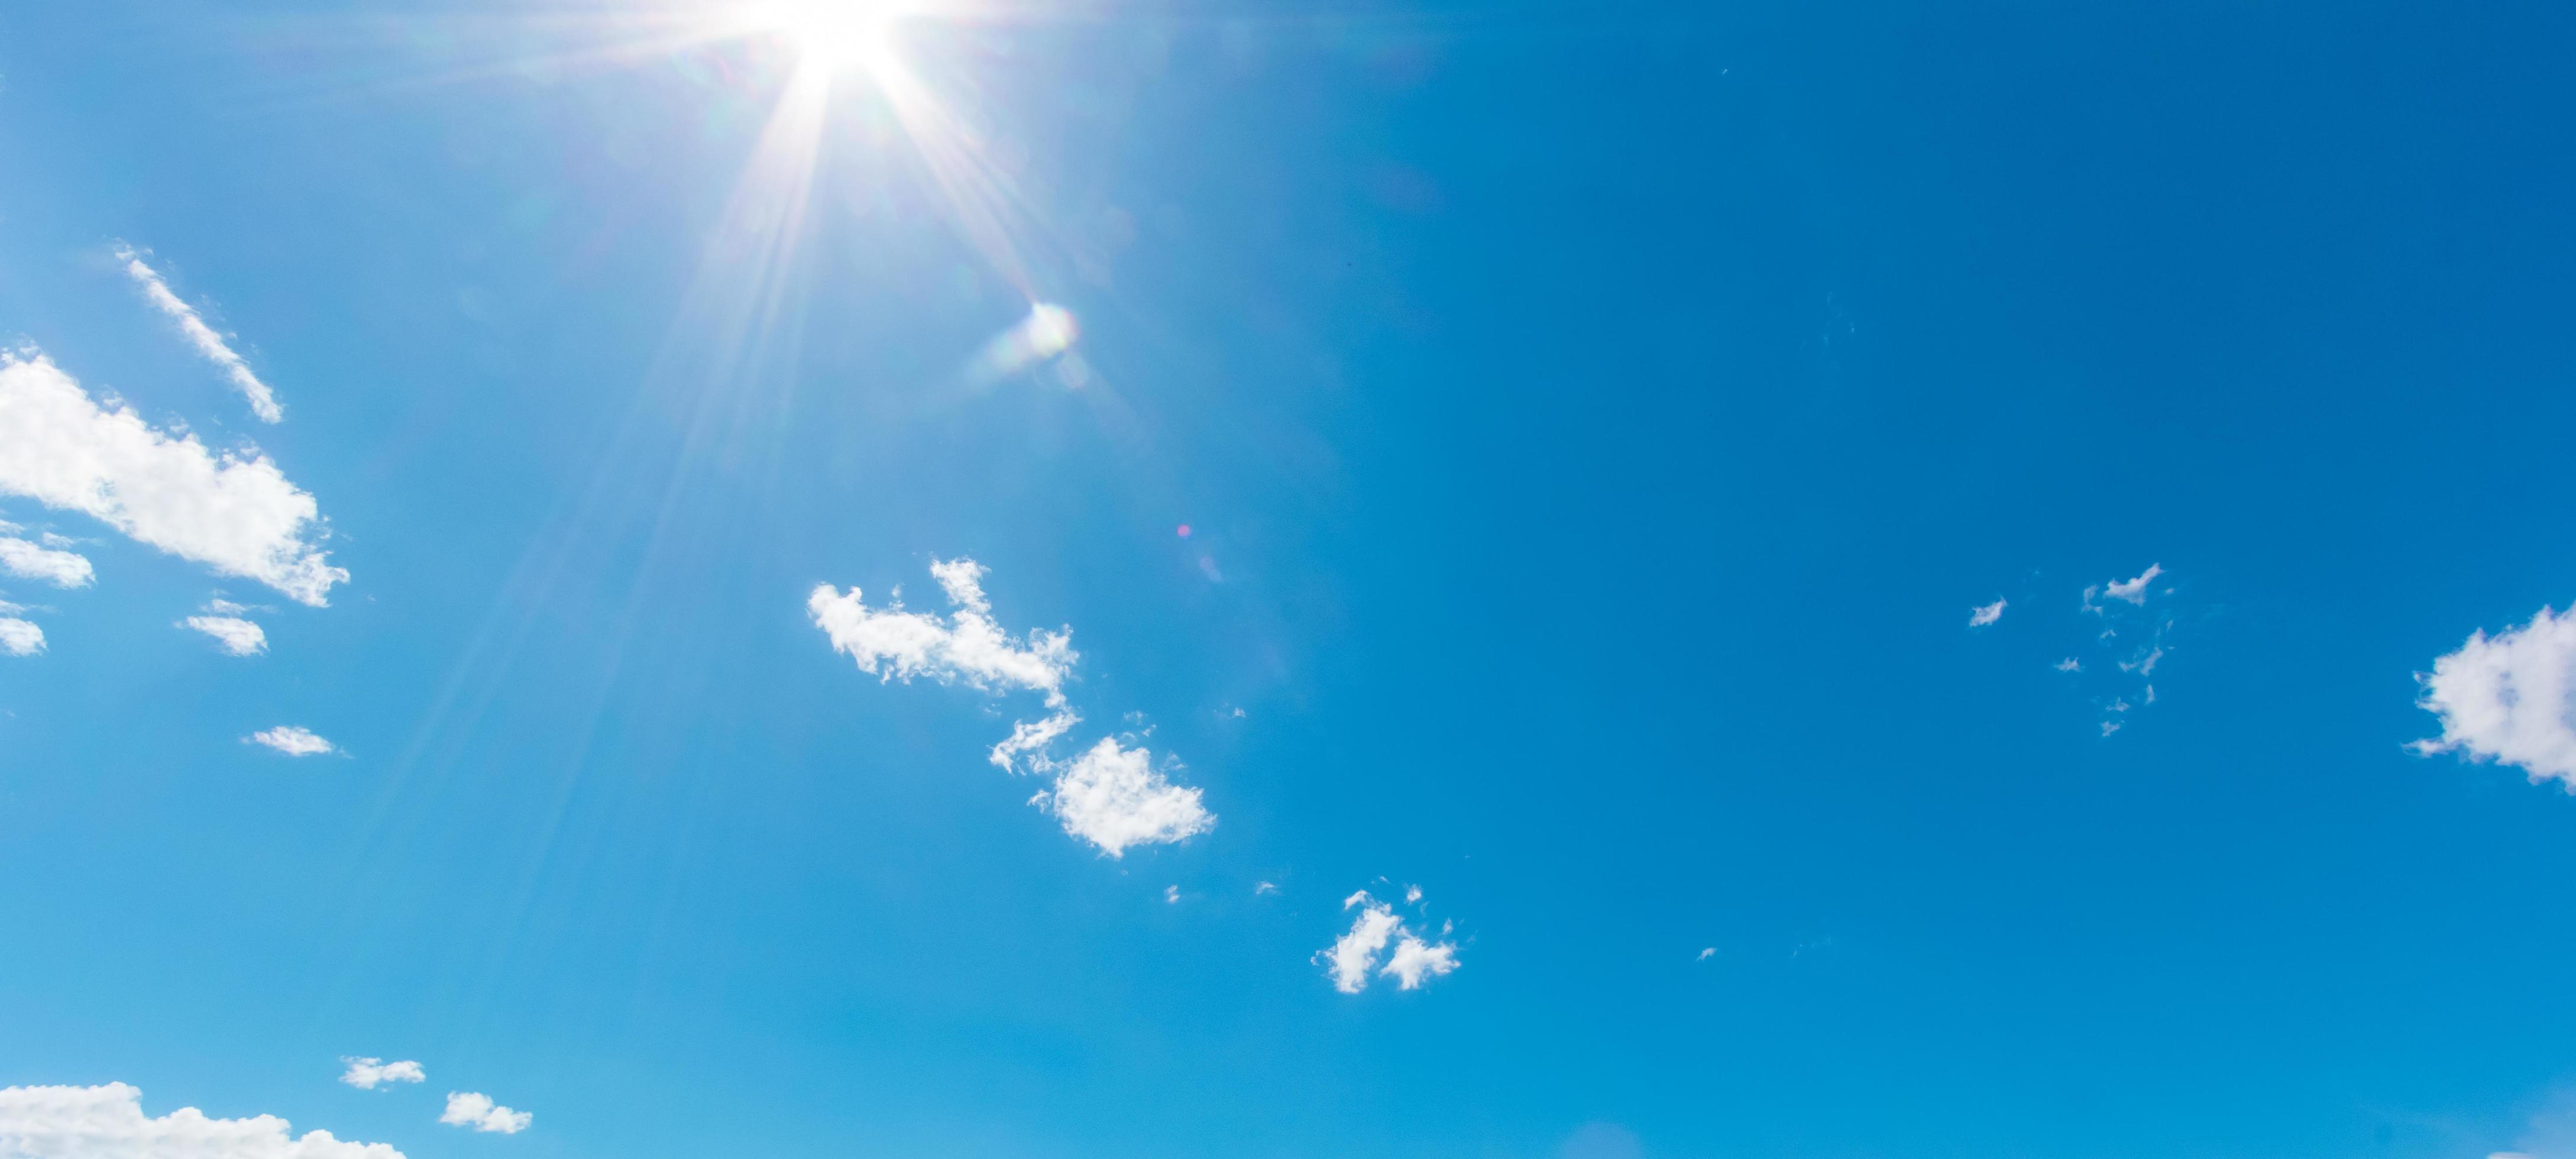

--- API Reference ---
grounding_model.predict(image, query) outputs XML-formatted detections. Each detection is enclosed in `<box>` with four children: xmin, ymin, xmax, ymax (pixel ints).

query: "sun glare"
<box><xmin>749</xmin><ymin>0</ymin><xmax>907</xmax><ymax>67</ymax></box>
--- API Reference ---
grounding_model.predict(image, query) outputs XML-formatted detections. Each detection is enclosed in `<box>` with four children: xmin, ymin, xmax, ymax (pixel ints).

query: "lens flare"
<box><xmin>969</xmin><ymin>302</ymin><xmax>1082</xmax><ymax>382</ymax></box>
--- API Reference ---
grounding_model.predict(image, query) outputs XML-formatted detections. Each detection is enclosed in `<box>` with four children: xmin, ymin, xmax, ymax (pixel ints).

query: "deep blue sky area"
<box><xmin>3</xmin><ymin>2</ymin><xmax>2575</xmax><ymax>1157</ymax></box>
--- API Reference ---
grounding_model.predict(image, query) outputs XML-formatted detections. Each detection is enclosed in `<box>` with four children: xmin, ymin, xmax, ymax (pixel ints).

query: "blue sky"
<box><xmin>5</xmin><ymin>1</ymin><xmax>2576</xmax><ymax>1157</ymax></box>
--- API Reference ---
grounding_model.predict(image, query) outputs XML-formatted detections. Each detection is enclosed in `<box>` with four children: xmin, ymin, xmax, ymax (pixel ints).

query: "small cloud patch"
<box><xmin>247</xmin><ymin>726</ymin><xmax>335</xmax><ymax>757</ymax></box>
<box><xmin>439</xmin><ymin>1092</ymin><xmax>529</xmax><ymax>1135</ymax></box>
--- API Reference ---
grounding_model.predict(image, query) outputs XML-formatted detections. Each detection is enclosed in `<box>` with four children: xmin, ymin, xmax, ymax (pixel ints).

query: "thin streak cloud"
<box><xmin>113</xmin><ymin>244</ymin><xmax>285</xmax><ymax>423</ymax></box>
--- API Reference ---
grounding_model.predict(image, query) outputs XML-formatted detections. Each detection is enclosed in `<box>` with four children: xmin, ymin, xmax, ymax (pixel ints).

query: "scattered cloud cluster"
<box><xmin>0</xmin><ymin>351</ymin><xmax>345</xmax><ymax>606</ymax></box>
<box><xmin>1318</xmin><ymin>888</ymin><xmax>1461</xmax><ymax>994</ymax></box>
<box><xmin>810</xmin><ymin>558</ymin><xmax>1213</xmax><ymax>857</ymax></box>
<box><xmin>1970</xmin><ymin>564</ymin><xmax>2181</xmax><ymax>736</ymax></box>
<box><xmin>1999</xmin><ymin>566</ymin><xmax>2164</xmax><ymax>736</ymax></box>
<box><xmin>0</xmin><ymin>1083</ymin><xmax>403</xmax><ymax>1158</ymax></box>
<box><xmin>114</xmin><ymin>243</ymin><xmax>285</xmax><ymax>423</ymax></box>
<box><xmin>247</xmin><ymin>726</ymin><xmax>336</xmax><ymax>757</ymax></box>
<box><xmin>439</xmin><ymin>1092</ymin><xmax>530</xmax><ymax>1135</ymax></box>
<box><xmin>2072</xmin><ymin>564</ymin><xmax>2174</xmax><ymax>737</ymax></box>
<box><xmin>2416</xmin><ymin>604</ymin><xmax>2576</xmax><ymax>788</ymax></box>
<box><xmin>338</xmin><ymin>1058</ymin><xmax>423</xmax><ymax>1090</ymax></box>
<box><xmin>336</xmin><ymin>1055</ymin><xmax>530</xmax><ymax>1138</ymax></box>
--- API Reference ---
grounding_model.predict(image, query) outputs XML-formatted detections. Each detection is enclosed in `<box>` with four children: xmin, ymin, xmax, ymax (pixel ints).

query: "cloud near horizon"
<box><xmin>114</xmin><ymin>243</ymin><xmax>285</xmax><ymax>423</ymax></box>
<box><xmin>0</xmin><ymin>352</ymin><xmax>345</xmax><ymax>606</ymax></box>
<box><xmin>0</xmin><ymin>1083</ymin><xmax>402</xmax><ymax>1158</ymax></box>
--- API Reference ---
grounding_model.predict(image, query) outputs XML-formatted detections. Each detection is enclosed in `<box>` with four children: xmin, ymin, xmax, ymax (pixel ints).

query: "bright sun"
<box><xmin>749</xmin><ymin>0</ymin><xmax>907</xmax><ymax>67</ymax></box>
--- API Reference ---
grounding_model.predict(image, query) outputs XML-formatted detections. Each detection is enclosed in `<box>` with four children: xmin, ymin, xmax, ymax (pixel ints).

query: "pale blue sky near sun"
<box><xmin>4</xmin><ymin>1</ymin><xmax>2576</xmax><ymax>1157</ymax></box>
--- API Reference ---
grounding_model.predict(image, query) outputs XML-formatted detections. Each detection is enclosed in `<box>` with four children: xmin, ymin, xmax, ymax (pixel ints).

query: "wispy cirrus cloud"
<box><xmin>2416</xmin><ymin>604</ymin><xmax>2576</xmax><ymax>788</ymax></box>
<box><xmin>0</xmin><ymin>352</ymin><xmax>345</xmax><ymax>606</ymax></box>
<box><xmin>0</xmin><ymin>1082</ymin><xmax>403</xmax><ymax>1158</ymax></box>
<box><xmin>1318</xmin><ymin>888</ymin><xmax>1461</xmax><ymax>994</ymax></box>
<box><xmin>114</xmin><ymin>243</ymin><xmax>284</xmax><ymax>423</ymax></box>
<box><xmin>811</xmin><ymin>558</ymin><xmax>1215</xmax><ymax>858</ymax></box>
<box><xmin>1967</xmin><ymin>598</ymin><xmax>2005</xmax><ymax>627</ymax></box>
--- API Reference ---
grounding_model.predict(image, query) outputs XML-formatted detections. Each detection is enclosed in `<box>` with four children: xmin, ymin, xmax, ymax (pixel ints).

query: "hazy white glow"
<box><xmin>971</xmin><ymin>303</ymin><xmax>1082</xmax><ymax>381</ymax></box>
<box><xmin>747</xmin><ymin>0</ymin><xmax>907</xmax><ymax>68</ymax></box>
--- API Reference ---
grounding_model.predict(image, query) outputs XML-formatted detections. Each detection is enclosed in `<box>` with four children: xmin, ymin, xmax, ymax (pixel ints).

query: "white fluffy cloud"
<box><xmin>1320</xmin><ymin>893</ymin><xmax>1403</xmax><ymax>994</ymax></box>
<box><xmin>2417</xmin><ymin>605</ymin><xmax>2576</xmax><ymax>788</ymax></box>
<box><xmin>336</xmin><ymin>1059</ymin><xmax>423</xmax><ymax>1090</ymax></box>
<box><xmin>807</xmin><ymin>558</ymin><xmax>1073</xmax><ymax>707</ymax></box>
<box><xmin>185</xmin><ymin>613</ymin><xmax>268</xmax><ymax>656</ymax></box>
<box><xmin>0</xmin><ymin>1083</ymin><xmax>402</xmax><ymax>1158</ymax></box>
<box><xmin>0</xmin><ymin>352</ymin><xmax>345</xmax><ymax>606</ymax></box>
<box><xmin>115</xmin><ymin>244</ymin><xmax>284</xmax><ymax>424</ymax></box>
<box><xmin>0</xmin><ymin>536</ymin><xmax>93</xmax><ymax>588</ymax></box>
<box><xmin>0</xmin><ymin>613</ymin><xmax>40</xmax><ymax>656</ymax></box>
<box><xmin>246</xmin><ymin>726</ymin><xmax>335</xmax><ymax>757</ymax></box>
<box><xmin>438</xmin><ymin>1093</ymin><xmax>528</xmax><ymax>1135</ymax></box>
<box><xmin>1028</xmin><ymin>736</ymin><xmax>1215</xmax><ymax>857</ymax></box>
<box><xmin>1318</xmin><ymin>888</ymin><xmax>1462</xmax><ymax>994</ymax></box>
<box><xmin>1967</xmin><ymin>598</ymin><xmax>2005</xmax><ymax>627</ymax></box>
<box><xmin>1381</xmin><ymin>934</ymin><xmax>1460</xmax><ymax>989</ymax></box>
